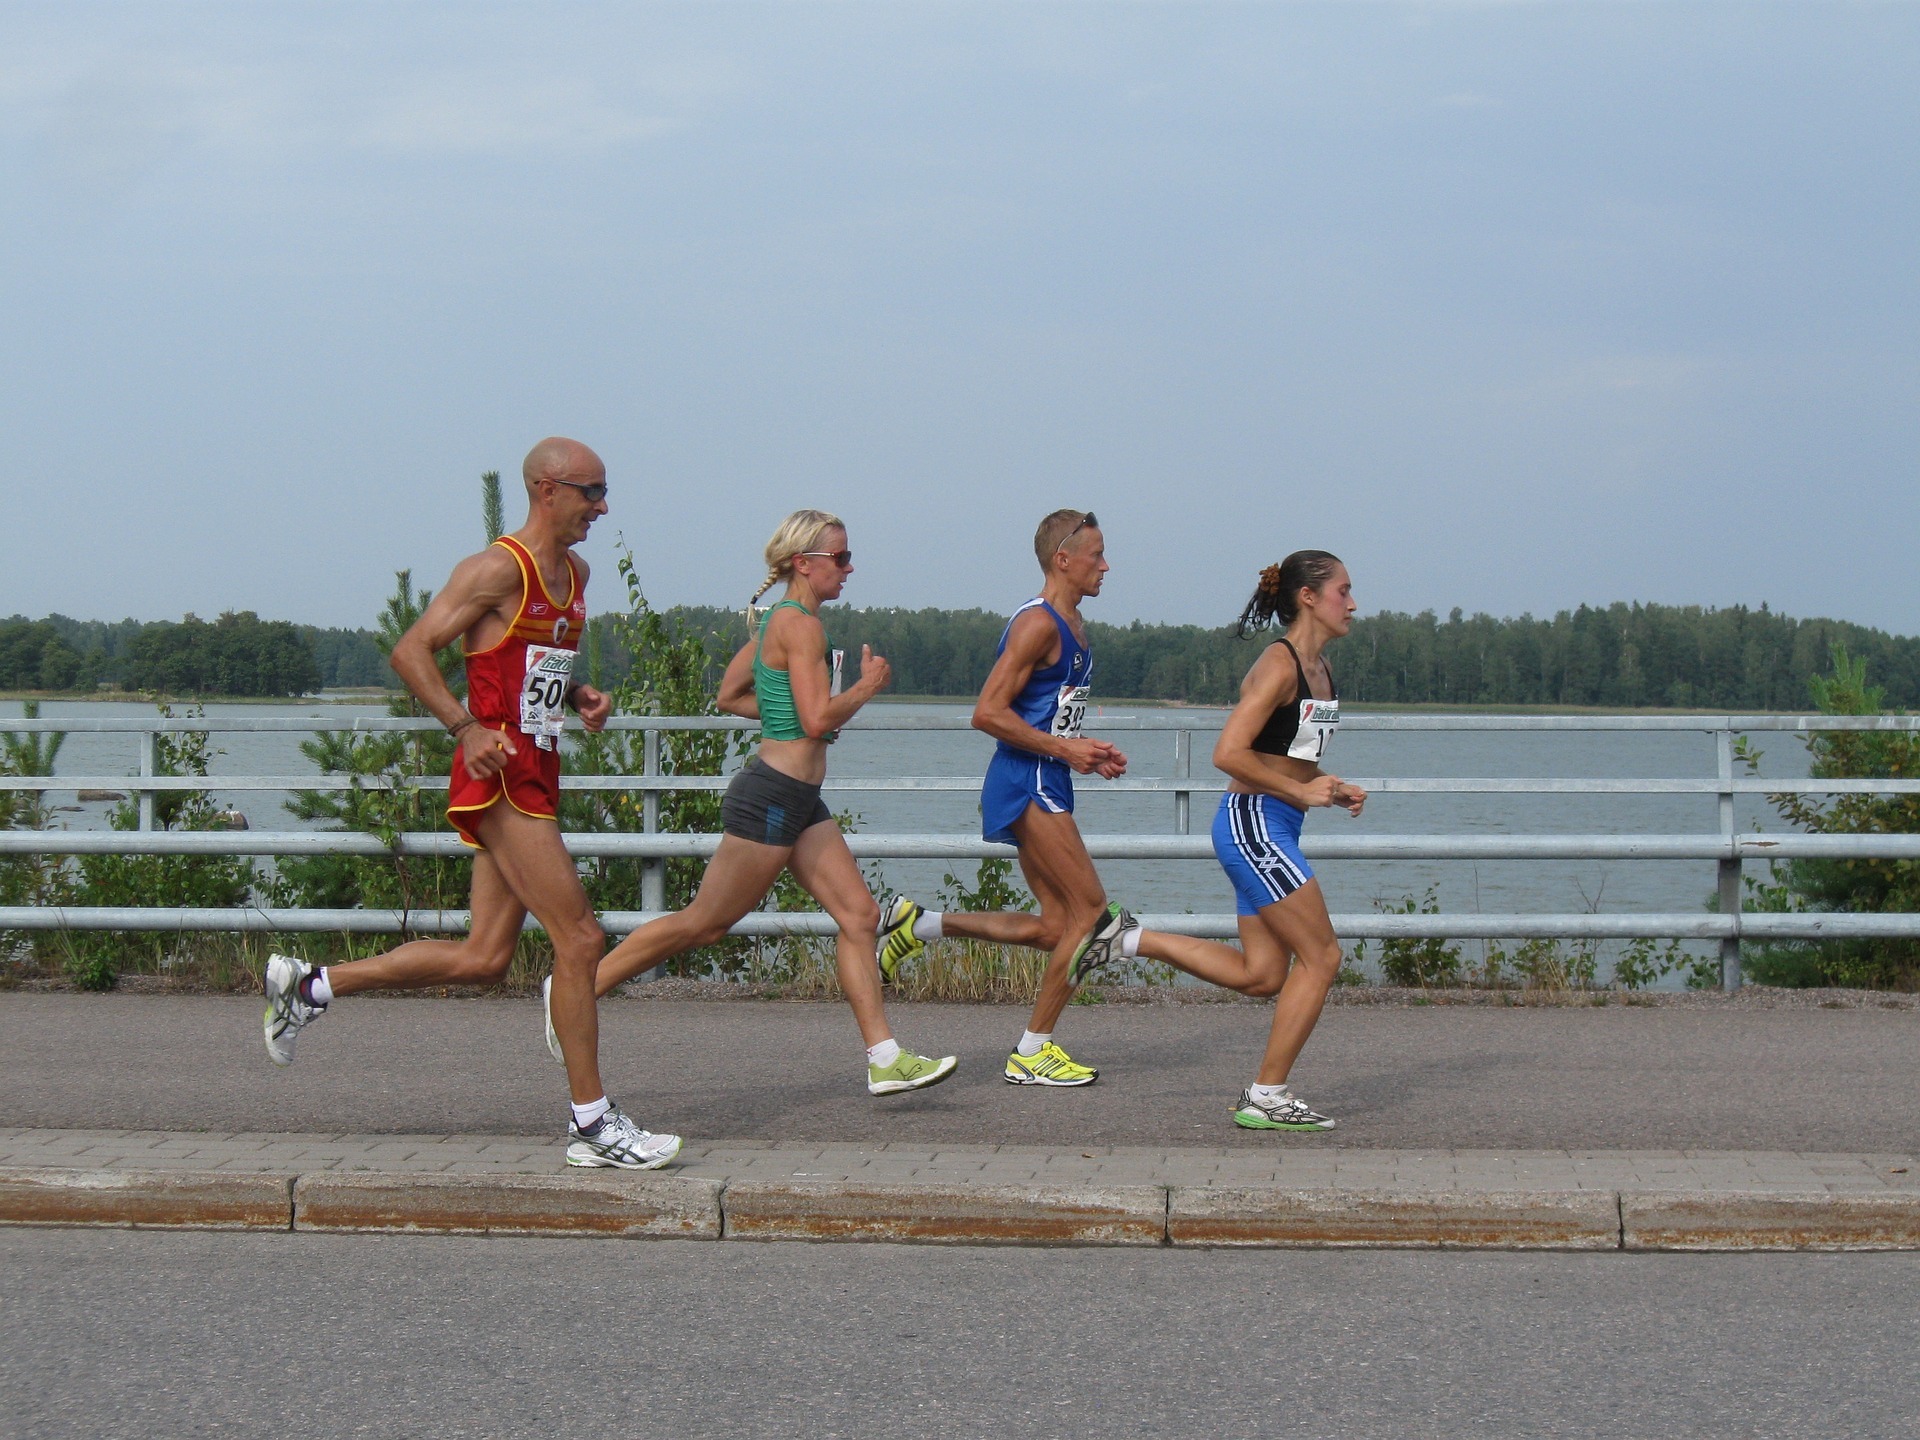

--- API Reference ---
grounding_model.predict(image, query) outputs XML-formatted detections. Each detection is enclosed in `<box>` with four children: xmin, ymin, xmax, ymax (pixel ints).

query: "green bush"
<box><xmin>1737</xmin><ymin>643</ymin><xmax>1920</xmax><ymax>990</ymax></box>
<box><xmin>1366</xmin><ymin>886</ymin><xmax>1464</xmax><ymax>987</ymax></box>
<box><xmin>65</xmin><ymin>709</ymin><xmax>257</xmax><ymax>989</ymax></box>
<box><xmin>268</xmin><ymin>570</ymin><xmax>471</xmax><ymax>941</ymax></box>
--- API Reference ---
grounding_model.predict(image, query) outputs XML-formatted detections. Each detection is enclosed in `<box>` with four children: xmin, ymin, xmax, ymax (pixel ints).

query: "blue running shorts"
<box><xmin>981</xmin><ymin>746</ymin><xmax>1075</xmax><ymax>845</ymax></box>
<box><xmin>1212</xmin><ymin>792</ymin><xmax>1315</xmax><ymax>916</ymax></box>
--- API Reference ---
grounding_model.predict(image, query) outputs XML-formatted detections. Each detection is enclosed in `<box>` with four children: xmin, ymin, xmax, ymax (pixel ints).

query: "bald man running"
<box><xmin>260</xmin><ymin>438</ymin><xmax>681</xmax><ymax>1169</ymax></box>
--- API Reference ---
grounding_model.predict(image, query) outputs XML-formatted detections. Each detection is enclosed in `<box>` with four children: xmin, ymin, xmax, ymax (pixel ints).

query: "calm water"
<box><xmin>8</xmin><ymin>699</ymin><xmax>1813</xmax><ymax>950</ymax></box>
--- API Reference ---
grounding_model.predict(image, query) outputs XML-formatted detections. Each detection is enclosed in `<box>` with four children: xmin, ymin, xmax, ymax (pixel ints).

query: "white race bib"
<box><xmin>1288</xmin><ymin>696</ymin><xmax>1339</xmax><ymax>762</ymax></box>
<box><xmin>520</xmin><ymin>645</ymin><xmax>576</xmax><ymax>750</ymax></box>
<box><xmin>1051</xmin><ymin>682</ymin><xmax>1090</xmax><ymax>739</ymax></box>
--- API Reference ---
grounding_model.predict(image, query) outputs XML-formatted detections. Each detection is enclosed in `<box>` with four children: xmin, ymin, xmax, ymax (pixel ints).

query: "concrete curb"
<box><xmin>1622</xmin><ymin>1190</ymin><xmax>1920</xmax><ymax>1251</ymax></box>
<box><xmin>1167</xmin><ymin>1186</ymin><xmax>1621</xmax><ymax>1249</ymax></box>
<box><xmin>294</xmin><ymin>1171</ymin><xmax>723</xmax><ymax>1239</ymax></box>
<box><xmin>10</xmin><ymin>1166</ymin><xmax>1920</xmax><ymax>1251</ymax></box>
<box><xmin>721</xmin><ymin>1181</ymin><xmax>1168</xmax><ymax>1246</ymax></box>
<box><xmin>0</xmin><ymin>1167</ymin><xmax>293</xmax><ymax>1231</ymax></box>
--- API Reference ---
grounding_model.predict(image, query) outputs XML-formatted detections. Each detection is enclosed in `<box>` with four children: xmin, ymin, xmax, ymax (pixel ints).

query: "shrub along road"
<box><xmin>2</xmin><ymin>990</ymin><xmax>1915</xmax><ymax>1152</ymax></box>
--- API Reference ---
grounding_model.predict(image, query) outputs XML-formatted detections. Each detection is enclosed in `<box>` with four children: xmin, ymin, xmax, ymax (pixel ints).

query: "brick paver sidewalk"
<box><xmin>4</xmin><ymin>1127</ymin><xmax>1916</xmax><ymax>1194</ymax></box>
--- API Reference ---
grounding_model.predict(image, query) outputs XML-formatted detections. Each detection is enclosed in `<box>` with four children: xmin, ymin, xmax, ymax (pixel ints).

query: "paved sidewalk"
<box><xmin>4</xmin><ymin>1126</ymin><xmax>1918</xmax><ymax>1194</ymax></box>
<box><xmin>5</xmin><ymin>1127</ymin><xmax>1918</xmax><ymax>1251</ymax></box>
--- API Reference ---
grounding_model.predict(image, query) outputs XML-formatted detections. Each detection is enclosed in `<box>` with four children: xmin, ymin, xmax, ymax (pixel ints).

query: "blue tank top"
<box><xmin>995</xmin><ymin>598</ymin><xmax>1094</xmax><ymax>757</ymax></box>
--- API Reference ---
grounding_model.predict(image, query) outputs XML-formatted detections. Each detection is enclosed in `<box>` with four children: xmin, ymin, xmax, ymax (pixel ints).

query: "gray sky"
<box><xmin>3</xmin><ymin>2</ymin><xmax>1915</xmax><ymax>633</ymax></box>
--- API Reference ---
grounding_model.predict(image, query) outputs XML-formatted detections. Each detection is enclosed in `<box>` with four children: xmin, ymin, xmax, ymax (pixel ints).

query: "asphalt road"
<box><xmin>2</xmin><ymin>992</ymin><xmax>1916</xmax><ymax>1151</ymax></box>
<box><xmin>4</xmin><ymin>1228</ymin><xmax>1917</xmax><ymax>1439</ymax></box>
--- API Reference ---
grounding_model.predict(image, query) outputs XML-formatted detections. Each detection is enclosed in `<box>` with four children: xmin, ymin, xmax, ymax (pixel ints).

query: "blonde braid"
<box><xmin>744</xmin><ymin>567</ymin><xmax>784</xmax><ymax>633</ymax></box>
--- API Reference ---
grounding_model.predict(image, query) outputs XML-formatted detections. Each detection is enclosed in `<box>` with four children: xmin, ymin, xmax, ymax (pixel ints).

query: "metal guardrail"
<box><xmin>5</xmin><ymin>711</ymin><xmax>1920</xmax><ymax>988</ymax></box>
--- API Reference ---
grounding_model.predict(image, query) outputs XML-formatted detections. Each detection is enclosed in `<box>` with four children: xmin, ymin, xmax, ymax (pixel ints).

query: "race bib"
<box><xmin>1051</xmin><ymin>682</ymin><xmax>1090</xmax><ymax>739</ymax></box>
<box><xmin>520</xmin><ymin>645</ymin><xmax>576</xmax><ymax>750</ymax></box>
<box><xmin>1288</xmin><ymin>696</ymin><xmax>1339</xmax><ymax>762</ymax></box>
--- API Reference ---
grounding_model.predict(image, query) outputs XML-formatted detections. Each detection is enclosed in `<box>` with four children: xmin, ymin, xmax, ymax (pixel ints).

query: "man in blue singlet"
<box><xmin>877</xmin><ymin>509</ymin><xmax>1133</xmax><ymax>1085</ymax></box>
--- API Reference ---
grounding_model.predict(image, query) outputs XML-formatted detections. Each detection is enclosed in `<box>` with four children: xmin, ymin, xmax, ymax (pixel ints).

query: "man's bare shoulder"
<box><xmin>1004</xmin><ymin>604</ymin><xmax>1061</xmax><ymax>655</ymax></box>
<box><xmin>444</xmin><ymin>544</ymin><xmax>523</xmax><ymax>601</ymax></box>
<box><xmin>568</xmin><ymin>550</ymin><xmax>592</xmax><ymax>585</ymax></box>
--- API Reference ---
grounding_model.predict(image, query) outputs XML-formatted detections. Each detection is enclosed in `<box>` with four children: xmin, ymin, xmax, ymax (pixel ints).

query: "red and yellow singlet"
<box><xmin>446</xmin><ymin>535</ymin><xmax>587</xmax><ymax>848</ymax></box>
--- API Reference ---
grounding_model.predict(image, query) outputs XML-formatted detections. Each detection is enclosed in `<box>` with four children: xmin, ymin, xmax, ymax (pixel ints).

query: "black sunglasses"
<box><xmin>549</xmin><ymin>478</ymin><xmax>609</xmax><ymax>503</ymax></box>
<box><xmin>800</xmin><ymin>550</ymin><xmax>853</xmax><ymax>567</ymax></box>
<box><xmin>1056</xmin><ymin>511</ymin><xmax>1098</xmax><ymax>551</ymax></box>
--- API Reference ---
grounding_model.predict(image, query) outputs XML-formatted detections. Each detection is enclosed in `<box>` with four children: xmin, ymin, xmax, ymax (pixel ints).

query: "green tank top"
<box><xmin>753</xmin><ymin>600</ymin><xmax>834</xmax><ymax>742</ymax></box>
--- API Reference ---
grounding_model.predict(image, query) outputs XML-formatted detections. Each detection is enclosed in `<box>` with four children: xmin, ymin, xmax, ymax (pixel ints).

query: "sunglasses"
<box><xmin>1056</xmin><ymin>510</ymin><xmax>1098</xmax><ymax>551</ymax></box>
<box><xmin>800</xmin><ymin>550</ymin><xmax>853</xmax><ymax>567</ymax></box>
<box><xmin>549</xmin><ymin>478</ymin><xmax>609</xmax><ymax>503</ymax></box>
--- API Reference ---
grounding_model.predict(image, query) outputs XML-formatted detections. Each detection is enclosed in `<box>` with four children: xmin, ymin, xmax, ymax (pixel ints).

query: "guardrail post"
<box><xmin>1173</xmin><ymin>729</ymin><xmax>1191</xmax><ymax>835</ymax></box>
<box><xmin>1717</xmin><ymin>728</ymin><xmax>1741</xmax><ymax>990</ymax></box>
<box><xmin>640</xmin><ymin>725</ymin><xmax>664</xmax><ymax>914</ymax></box>
<box><xmin>137</xmin><ymin>728</ymin><xmax>156</xmax><ymax>832</ymax></box>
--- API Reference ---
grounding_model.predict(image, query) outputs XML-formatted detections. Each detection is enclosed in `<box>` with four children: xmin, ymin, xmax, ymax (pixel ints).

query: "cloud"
<box><xmin>3</xmin><ymin>37</ymin><xmax>724</xmax><ymax>180</ymax></box>
<box><xmin>349</xmin><ymin>82</ymin><xmax>686</xmax><ymax>156</ymax></box>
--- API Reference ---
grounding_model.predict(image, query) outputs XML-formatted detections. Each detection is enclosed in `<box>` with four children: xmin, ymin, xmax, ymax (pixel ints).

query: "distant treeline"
<box><xmin>1</xmin><ymin>613</ymin><xmax>385</xmax><ymax>696</ymax></box>
<box><xmin>617</xmin><ymin>601</ymin><xmax>1920</xmax><ymax>712</ymax></box>
<box><xmin>7</xmin><ymin>601</ymin><xmax>1920</xmax><ymax>709</ymax></box>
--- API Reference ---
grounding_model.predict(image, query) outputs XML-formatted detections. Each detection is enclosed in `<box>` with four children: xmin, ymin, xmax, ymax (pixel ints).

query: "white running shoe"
<box><xmin>262</xmin><ymin>953</ymin><xmax>324</xmax><ymax>1067</ymax></box>
<box><xmin>540</xmin><ymin>974</ymin><xmax>564</xmax><ymax>1065</ymax></box>
<box><xmin>565</xmin><ymin>1107</ymin><xmax>683</xmax><ymax>1169</ymax></box>
<box><xmin>1068</xmin><ymin>903</ymin><xmax>1135</xmax><ymax>986</ymax></box>
<box><xmin>1232</xmin><ymin>1087</ymin><xmax>1336</xmax><ymax>1131</ymax></box>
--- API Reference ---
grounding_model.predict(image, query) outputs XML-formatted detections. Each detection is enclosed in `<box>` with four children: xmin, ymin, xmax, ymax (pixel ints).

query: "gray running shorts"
<box><xmin>721</xmin><ymin>757</ymin><xmax>833</xmax><ymax>847</ymax></box>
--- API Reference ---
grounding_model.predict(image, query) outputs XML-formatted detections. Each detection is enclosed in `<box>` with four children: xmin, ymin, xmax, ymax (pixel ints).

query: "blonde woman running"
<box><xmin>550</xmin><ymin>510</ymin><xmax>956</xmax><ymax>1096</ymax></box>
<box><xmin>1042</xmin><ymin>551</ymin><xmax>1365</xmax><ymax>1130</ymax></box>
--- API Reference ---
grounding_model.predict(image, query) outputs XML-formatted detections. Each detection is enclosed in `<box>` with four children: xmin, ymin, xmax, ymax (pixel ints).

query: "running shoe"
<box><xmin>868</xmin><ymin>1048</ymin><xmax>958</xmax><ymax>1095</ymax></box>
<box><xmin>540</xmin><ymin>973</ymin><xmax>564</xmax><ymax>1065</ymax></box>
<box><xmin>262</xmin><ymin>952</ymin><xmax>325</xmax><ymax>1067</ymax></box>
<box><xmin>876</xmin><ymin>894</ymin><xmax>927</xmax><ymax>985</ymax></box>
<box><xmin>565</xmin><ymin>1107</ymin><xmax>683</xmax><ymax>1169</ymax></box>
<box><xmin>1067</xmin><ymin>903</ymin><xmax>1134</xmax><ymax>986</ymax></box>
<box><xmin>1232</xmin><ymin>1088</ymin><xmax>1336</xmax><ymax>1131</ymax></box>
<box><xmin>1003</xmin><ymin>1041</ymin><xmax>1098</xmax><ymax>1087</ymax></box>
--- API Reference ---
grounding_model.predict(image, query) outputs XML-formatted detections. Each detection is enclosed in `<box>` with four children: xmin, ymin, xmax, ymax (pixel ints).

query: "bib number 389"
<box><xmin>520</xmin><ymin>646</ymin><xmax>577</xmax><ymax>751</ymax></box>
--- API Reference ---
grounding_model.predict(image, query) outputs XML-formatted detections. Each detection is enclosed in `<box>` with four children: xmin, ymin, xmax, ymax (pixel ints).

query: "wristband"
<box><xmin>448</xmin><ymin>716</ymin><xmax>478</xmax><ymax>737</ymax></box>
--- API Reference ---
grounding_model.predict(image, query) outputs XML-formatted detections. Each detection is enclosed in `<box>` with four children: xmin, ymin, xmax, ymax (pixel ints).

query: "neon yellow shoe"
<box><xmin>1003</xmin><ymin>1041</ymin><xmax>1098</xmax><ymax>1087</ymax></box>
<box><xmin>876</xmin><ymin>894</ymin><xmax>927</xmax><ymax>985</ymax></box>
<box><xmin>868</xmin><ymin>1048</ymin><xmax>958</xmax><ymax>1095</ymax></box>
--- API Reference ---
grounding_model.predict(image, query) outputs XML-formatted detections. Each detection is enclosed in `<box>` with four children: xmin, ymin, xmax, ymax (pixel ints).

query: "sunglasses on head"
<box><xmin>549</xmin><ymin>477</ymin><xmax>609</xmax><ymax>503</ymax></box>
<box><xmin>1056</xmin><ymin>511</ymin><xmax>1098</xmax><ymax>551</ymax></box>
<box><xmin>800</xmin><ymin>549</ymin><xmax>853</xmax><ymax>567</ymax></box>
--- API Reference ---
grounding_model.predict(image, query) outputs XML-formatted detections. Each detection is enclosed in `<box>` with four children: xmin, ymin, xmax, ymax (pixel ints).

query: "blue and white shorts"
<box><xmin>981</xmin><ymin>747</ymin><xmax>1075</xmax><ymax>846</ymax></box>
<box><xmin>1212</xmin><ymin>792</ymin><xmax>1315</xmax><ymax>916</ymax></box>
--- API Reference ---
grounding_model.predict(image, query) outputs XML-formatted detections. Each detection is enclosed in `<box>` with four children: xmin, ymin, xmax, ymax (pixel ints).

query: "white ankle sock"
<box><xmin>1248</xmin><ymin>1082</ymin><xmax>1289</xmax><ymax>1106</ymax></box>
<box><xmin>308</xmin><ymin>966</ymin><xmax>334</xmax><ymax>1007</ymax></box>
<box><xmin>1017</xmin><ymin>1030</ymin><xmax>1050</xmax><ymax>1057</ymax></box>
<box><xmin>571</xmin><ymin>1095</ymin><xmax>610</xmax><ymax>1130</ymax></box>
<box><xmin>1118</xmin><ymin>926</ymin><xmax>1142</xmax><ymax>959</ymax></box>
<box><xmin>867</xmin><ymin>1038</ymin><xmax>901</xmax><ymax>1068</ymax></box>
<box><xmin>913</xmin><ymin>912</ymin><xmax>944</xmax><ymax>942</ymax></box>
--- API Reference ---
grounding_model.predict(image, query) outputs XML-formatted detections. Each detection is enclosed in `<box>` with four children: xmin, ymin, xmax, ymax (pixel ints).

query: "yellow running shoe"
<box><xmin>868</xmin><ymin>1048</ymin><xmax>959</xmax><ymax>1095</ymax></box>
<box><xmin>876</xmin><ymin>894</ymin><xmax>927</xmax><ymax>986</ymax></box>
<box><xmin>1003</xmin><ymin>1041</ymin><xmax>1098</xmax><ymax>1087</ymax></box>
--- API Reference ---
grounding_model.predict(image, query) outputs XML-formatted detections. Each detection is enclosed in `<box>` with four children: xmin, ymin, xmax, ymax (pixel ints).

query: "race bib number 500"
<box><xmin>1051</xmin><ymin>683</ymin><xmax>1091</xmax><ymax>740</ymax></box>
<box><xmin>520</xmin><ymin>645</ymin><xmax>577</xmax><ymax>750</ymax></box>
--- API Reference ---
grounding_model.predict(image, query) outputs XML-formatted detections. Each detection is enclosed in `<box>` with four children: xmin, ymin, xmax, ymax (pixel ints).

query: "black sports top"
<box><xmin>1250</xmin><ymin>639</ymin><xmax>1339</xmax><ymax>759</ymax></box>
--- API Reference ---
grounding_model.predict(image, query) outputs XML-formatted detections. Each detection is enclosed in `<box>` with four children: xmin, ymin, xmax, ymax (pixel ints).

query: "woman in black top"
<box><xmin>1090</xmin><ymin>551</ymin><xmax>1365</xmax><ymax>1130</ymax></box>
